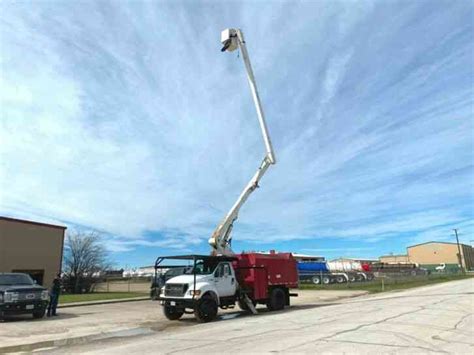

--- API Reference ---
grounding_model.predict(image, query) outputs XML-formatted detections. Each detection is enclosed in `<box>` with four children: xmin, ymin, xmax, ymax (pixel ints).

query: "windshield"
<box><xmin>185</xmin><ymin>260</ymin><xmax>218</xmax><ymax>275</ymax></box>
<box><xmin>0</xmin><ymin>274</ymin><xmax>34</xmax><ymax>286</ymax></box>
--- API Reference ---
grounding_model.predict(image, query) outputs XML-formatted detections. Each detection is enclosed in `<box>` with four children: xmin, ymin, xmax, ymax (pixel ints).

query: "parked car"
<box><xmin>0</xmin><ymin>273</ymin><xmax>49</xmax><ymax>320</ymax></box>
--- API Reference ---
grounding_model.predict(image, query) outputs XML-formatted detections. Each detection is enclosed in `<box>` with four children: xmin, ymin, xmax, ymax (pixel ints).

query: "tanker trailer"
<box><xmin>297</xmin><ymin>262</ymin><xmax>348</xmax><ymax>284</ymax></box>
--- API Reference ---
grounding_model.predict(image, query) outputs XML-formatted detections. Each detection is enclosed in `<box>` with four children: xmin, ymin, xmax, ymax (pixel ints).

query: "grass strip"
<box><xmin>299</xmin><ymin>274</ymin><xmax>473</xmax><ymax>293</ymax></box>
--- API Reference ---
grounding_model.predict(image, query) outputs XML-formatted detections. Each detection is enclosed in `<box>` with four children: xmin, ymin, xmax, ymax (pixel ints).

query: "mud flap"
<box><xmin>243</xmin><ymin>294</ymin><xmax>258</xmax><ymax>315</ymax></box>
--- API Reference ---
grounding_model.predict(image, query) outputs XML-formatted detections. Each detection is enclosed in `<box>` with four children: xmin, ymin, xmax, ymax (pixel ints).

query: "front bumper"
<box><xmin>156</xmin><ymin>296</ymin><xmax>197</xmax><ymax>309</ymax></box>
<box><xmin>0</xmin><ymin>300</ymin><xmax>48</xmax><ymax>315</ymax></box>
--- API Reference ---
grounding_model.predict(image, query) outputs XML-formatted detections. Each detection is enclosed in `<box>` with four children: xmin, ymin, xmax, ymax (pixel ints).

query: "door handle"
<box><xmin>231</xmin><ymin>277</ymin><xmax>235</xmax><ymax>284</ymax></box>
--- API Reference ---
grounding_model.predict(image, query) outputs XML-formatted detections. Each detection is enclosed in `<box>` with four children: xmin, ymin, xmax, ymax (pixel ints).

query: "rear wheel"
<box><xmin>194</xmin><ymin>295</ymin><xmax>218</xmax><ymax>323</ymax></box>
<box><xmin>163</xmin><ymin>304</ymin><xmax>184</xmax><ymax>320</ymax></box>
<box><xmin>311</xmin><ymin>276</ymin><xmax>321</xmax><ymax>285</ymax></box>
<box><xmin>335</xmin><ymin>275</ymin><xmax>345</xmax><ymax>284</ymax></box>
<box><xmin>322</xmin><ymin>276</ymin><xmax>331</xmax><ymax>285</ymax></box>
<box><xmin>267</xmin><ymin>288</ymin><xmax>286</xmax><ymax>311</ymax></box>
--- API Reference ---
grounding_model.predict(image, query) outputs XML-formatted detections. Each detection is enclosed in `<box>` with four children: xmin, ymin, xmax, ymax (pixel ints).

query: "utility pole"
<box><xmin>453</xmin><ymin>229</ymin><xmax>465</xmax><ymax>274</ymax></box>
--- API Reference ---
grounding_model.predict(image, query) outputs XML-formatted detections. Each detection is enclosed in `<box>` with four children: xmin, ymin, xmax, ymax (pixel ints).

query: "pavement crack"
<box><xmin>327</xmin><ymin>339</ymin><xmax>449</xmax><ymax>353</ymax></box>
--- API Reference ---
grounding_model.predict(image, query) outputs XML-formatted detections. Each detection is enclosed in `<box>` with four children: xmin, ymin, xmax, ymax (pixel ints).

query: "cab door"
<box><xmin>213</xmin><ymin>263</ymin><xmax>236</xmax><ymax>297</ymax></box>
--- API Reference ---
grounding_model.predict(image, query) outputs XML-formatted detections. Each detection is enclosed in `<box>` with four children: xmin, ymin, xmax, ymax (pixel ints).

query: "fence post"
<box><xmin>381</xmin><ymin>277</ymin><xmax>385</xmax><ymax>292</ymax></box>
<box><xmin>107</xmin><ymin>280</ymin><xmax>109</xmax><ymax>293</ymax></box>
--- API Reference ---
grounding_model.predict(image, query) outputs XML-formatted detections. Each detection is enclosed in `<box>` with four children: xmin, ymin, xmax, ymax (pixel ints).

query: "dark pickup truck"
<box><xmin>0</xmin><ymin>273</ymin><xmax>49</xmax><ymax>319</ymax></box>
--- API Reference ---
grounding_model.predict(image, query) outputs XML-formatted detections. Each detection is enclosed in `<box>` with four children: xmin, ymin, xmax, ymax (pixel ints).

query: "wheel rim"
<box><xmin>312</xmin><ymin>277</ymin><xmax>320</xmax><ymax>284</ymax></box>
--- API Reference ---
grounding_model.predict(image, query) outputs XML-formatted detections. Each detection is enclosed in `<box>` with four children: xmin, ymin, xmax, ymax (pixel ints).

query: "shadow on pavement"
<box><xmin>0</xmin><ymin>312</ymin><xmax>79</xmax><ymax>323</ymax></box>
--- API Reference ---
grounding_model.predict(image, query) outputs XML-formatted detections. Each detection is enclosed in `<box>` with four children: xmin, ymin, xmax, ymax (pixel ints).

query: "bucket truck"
<box><xmin>154</xmin><ymin>29</ymin><xmax>298</xmax><ymax>323</ymax></box>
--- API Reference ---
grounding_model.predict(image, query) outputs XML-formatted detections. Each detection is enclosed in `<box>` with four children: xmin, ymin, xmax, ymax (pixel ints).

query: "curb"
<box><xmin>0</xmin><ymin>327</ymin><xmax>154</xmax><ymax>354</ymax></box>
<box><xmin>58</xmin><ymin>297</ymin><xmax>150</xmax><ymax>308</ymax></box>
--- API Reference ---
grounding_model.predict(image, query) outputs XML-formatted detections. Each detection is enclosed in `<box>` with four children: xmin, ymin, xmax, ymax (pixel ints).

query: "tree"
<box><xmin>63</xmin><ymin>231</ymin><xmax>110</xmax><ymax>293</ymax></box>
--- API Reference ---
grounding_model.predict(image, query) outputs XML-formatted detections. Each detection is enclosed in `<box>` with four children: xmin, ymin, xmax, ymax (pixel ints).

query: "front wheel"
<box><xmin>267</xmin><ymin>288</ymin><xmax>286</xmax><ymax>311</ymax></box>
<box><xmin>163</xmin><ymin>304</ymin><xmax>184</xmax><ymax>320</ymax></box>
<box><xmin>194</xmin><ymin>295</ymin><xmax>218</xmax><ymax>323</ymax></box>
<box><xmin>33</xmin><ymin>308</ymin><xmax>46</xmax><ymax>319</ymax></box>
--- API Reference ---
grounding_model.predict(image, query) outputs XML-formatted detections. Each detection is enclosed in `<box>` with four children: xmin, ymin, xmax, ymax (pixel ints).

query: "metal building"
<box><xmin>407</xmin><ymin>241</ymin><xmax>474</xmax><ymax>272</ymax></box>
<box><xmin>0</xmin><ymin>216</ymin><xmax>66</xmax><ymax>287</ymax></box>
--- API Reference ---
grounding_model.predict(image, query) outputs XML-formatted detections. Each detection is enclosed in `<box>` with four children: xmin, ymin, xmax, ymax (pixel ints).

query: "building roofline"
<box><xmin>0</xmin><ymin>216</ymin><xmax>67</xmax><ymax>230</ymax></box>
<box><xmin>379</xmin><ymin>254</ymin><xmax>408</xmax><ymax>258</ymax></box>
<box><xmin>407</xmin><ymin>241</ymin><xmax>471</xmax><ymax>249</ymax></box>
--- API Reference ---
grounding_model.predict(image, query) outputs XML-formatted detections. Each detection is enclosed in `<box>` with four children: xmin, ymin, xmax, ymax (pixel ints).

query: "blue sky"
<box><xmin>1</xmin><ymin>0</ymin><xmax>473</xmax><ymax>267</ymax></box>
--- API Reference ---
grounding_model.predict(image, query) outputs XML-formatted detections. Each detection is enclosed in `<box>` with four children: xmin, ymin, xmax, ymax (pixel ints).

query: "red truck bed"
<box><xmin>234</xmin><ymin>251</ymin><xmax>298</xmax><ymax>300</ymax></box>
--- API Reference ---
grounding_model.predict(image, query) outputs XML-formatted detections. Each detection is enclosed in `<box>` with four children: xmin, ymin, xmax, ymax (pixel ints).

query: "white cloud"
<box><xmin>0</xmin><ymin>1</ymin><xmax>472</xmax><ymax>256</ymax></box>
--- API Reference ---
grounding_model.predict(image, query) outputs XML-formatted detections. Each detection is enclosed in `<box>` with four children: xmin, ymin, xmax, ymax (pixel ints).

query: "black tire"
<box><xmin>267</xmin><ymin>288</ymin><xmax>286</xmax><ymax>311</ymax></box>
<box><xmin>33</xmin><ymin>309</ymin><xmax>46</xmax><ymax>319</ymax></box>
<box><xmin>311</xmin><ymin>276</ymin><xmax>321</xmax><ymax>285</ymax></box>
<box><xmin>335</xmin><ymin>275</ymin><xmax>345</xmax><ymax>284</ymax></box>
<box><xmin>238</xmin><ymin>299</ymin><xmax>256</xmax><ymax>312</ymax></box>
<box><xmin>194</xmin><ymin>295</ymin><xmax>218</xmax><ymax>323</ymax></box>
<box><xmin>322</xmin><ymin>276</ymin><xmax>331</xmax><ymax>285</ymax></box>
<box><xmin>348</xmin><ymin>275</ymin><xmax>356</xmax><ymax>282</ymax></box>
<box><xmin>163</xmin><ymin>304</ymin><xmax>184</xmax><ymax>320</ymax></box>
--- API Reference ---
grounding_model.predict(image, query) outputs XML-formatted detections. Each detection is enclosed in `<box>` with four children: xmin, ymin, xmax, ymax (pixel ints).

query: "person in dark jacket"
<box><xmin>47</xmin><ymin>273</ymin><xmax>61</xmax><ymax>317</ymax></box>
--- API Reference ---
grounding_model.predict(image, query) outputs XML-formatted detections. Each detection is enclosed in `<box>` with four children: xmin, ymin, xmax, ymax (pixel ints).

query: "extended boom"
<box><xmin>208</xmin><ymin>29</ymin><xmax>276</xmax><ymax>255</ymax></box>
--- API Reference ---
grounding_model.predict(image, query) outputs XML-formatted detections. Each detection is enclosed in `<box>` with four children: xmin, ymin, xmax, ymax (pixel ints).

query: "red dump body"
<box><xmin>234</xmin><ymin>252</ymin><xmax>298</xmax><ymax>301</ymax></box>
<box><xmin>361</xmin><ymin>263</ymin><xmax>372</xmax><ymax>272</ymax></box>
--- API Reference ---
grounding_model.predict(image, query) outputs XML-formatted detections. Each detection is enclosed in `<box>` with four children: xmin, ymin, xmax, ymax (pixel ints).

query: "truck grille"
<box><xmin>165</xmin><ymin>284</ymin><xmax>188</xmax><ymax>297</ymax></box>
<box><xmin>17</xmin><ymin>291</ymin><xmax>42</xmax><ymax>301</ymax></box>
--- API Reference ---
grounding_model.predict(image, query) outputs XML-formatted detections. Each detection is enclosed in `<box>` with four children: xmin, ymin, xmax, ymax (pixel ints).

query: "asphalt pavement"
<box><xmin>32</xmin><ymin>278</ymin><xmax>474</xmax><ymax>354</ymax></box>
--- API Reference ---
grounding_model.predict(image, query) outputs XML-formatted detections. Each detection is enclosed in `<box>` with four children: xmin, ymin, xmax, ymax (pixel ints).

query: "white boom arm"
<box><xmin>208</xmin><ymin>29</ymin><xmax>276</xmax><ymax>255</ymax></box>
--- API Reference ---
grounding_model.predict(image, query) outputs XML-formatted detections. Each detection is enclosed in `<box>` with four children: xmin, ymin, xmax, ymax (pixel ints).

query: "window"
<box><xmin>11</xmin><ymin>269</ymin><xmax>44</xmax><ymax>285</ymax></box>
<box><xmin>223</xmin><ymin>264</ymin><xmax>231</xmax><ymax>276</ymax></box>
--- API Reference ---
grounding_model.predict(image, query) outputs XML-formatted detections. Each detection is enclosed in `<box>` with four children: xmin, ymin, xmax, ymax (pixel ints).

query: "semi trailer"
<box><xmin>298</xmin><ymin>261</ymin><xmax>374</xmax><ymax>284</ymax></box>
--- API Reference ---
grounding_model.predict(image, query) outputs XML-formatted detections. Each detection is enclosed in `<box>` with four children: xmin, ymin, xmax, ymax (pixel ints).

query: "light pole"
<box><xmin>453</xmin><ymin>229</ymin><xmax>465</xmax><ymax>274</ymax></box>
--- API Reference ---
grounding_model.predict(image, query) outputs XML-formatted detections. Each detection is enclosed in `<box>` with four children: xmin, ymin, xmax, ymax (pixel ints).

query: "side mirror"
<box><xmin>33</xmin><ymin>280</ymin><xmax>37</xmax><ymax>284</ymax></box>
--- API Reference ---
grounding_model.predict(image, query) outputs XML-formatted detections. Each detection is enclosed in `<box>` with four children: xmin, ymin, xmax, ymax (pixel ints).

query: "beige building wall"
<box><xmin>407</xmin><ymin>242</ymin><xmax>474</xmax><ymax>270</ymax></box>
<box><xmin>0</xmin><ymin>217</ymin><xmax>66</xmax><ymax>288</ymax></box>
<box><xmin>379</xmin><ymin>255</ymin><xmax>410</xmax><ymax>264</ymax></box>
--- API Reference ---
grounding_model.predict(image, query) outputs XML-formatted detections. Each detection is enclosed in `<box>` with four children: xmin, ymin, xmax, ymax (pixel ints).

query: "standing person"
<box><xmin>47</xmin><ymin>273</ymin><xmax>61</xmax><ymax>317</ymax></box>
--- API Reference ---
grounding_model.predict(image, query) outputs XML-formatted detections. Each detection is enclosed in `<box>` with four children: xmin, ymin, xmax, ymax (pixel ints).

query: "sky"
<box><xmin>1</xmin><ymin>0</ymin><xmax>473</xmax><ymax>268</ymax></box>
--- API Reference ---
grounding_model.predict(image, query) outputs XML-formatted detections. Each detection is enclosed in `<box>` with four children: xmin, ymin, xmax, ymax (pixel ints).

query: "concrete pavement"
<box><xmin>41</xmin><ymin>278</ymin><xmax>473</xmax><ymax>354</ymax></box>
<box><xmin>0</xmin><ymin>290</ymin><xmax>366</xmax><ymax>353</ymax></box>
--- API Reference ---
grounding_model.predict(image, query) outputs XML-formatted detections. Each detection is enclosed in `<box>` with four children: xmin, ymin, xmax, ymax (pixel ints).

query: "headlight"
<box><xmin>41</xmin><ymin>290</ymin><xmax>49</xmax><ymax>300</ymax></box>
<box><xmin>189</xmin><ymin>290</ymin><xmax>201</xmax><ymax>296</ymax></box>
<box><xmin>4</xmin><ymin>292</ymin><xmax>19</xmax><ymax>303</ymax></box>
<box><xmin>159</xmin><ymin>287</ymin><xmax>165</xmax><ymax>296</ymax></box>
